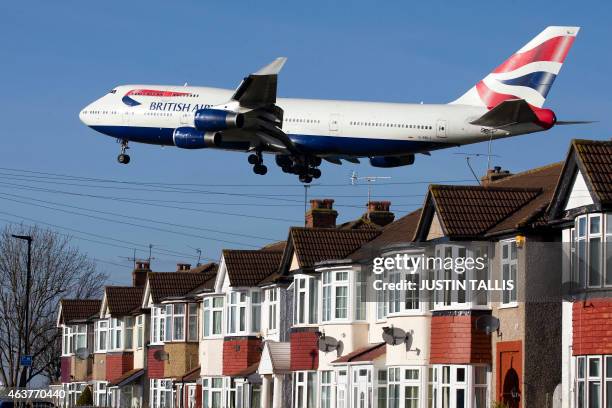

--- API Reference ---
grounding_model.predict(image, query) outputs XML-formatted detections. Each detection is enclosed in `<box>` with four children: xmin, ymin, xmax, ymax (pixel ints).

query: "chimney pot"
<box><xmin>177</xmin><ymin>263</ymin><xmax>191</xmax><ymax>272</ymax></box>
<box><xmin>481</xmin><ymin>167</ymin><xmax>513</xmax><ymax>186</ymax></box>
<box><xmin>365</xmin><ymin>201</ymin><xmax>395</xmax><ymax>227</ymax></box>
<box><xmin>132</xmin><ymin>260</ymin><xmax>150</xmax><ymax>287</ymax></box>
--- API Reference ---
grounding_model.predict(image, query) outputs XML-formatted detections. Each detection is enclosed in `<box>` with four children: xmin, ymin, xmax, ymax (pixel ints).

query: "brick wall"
<box><xmin>164</xmin><ymin>343</ymin><xmax>199</xmax><ymax>378</ymax></box>
<box><xmin>573</xmin><ymin>298</ymin><xmax>612</xmax><ymax>355</ymax></box>
<box><xmin>106</xmin><ymin>352</ymin><xmax>134</xmax><ymax>383</ymax></box>
<box><xmin>60</xmin><ymin>356</ymin><xmax>71</xmax><ymax>383</ymax></box>
<box><xmin>430</xmin><ymin>311</ymin><xmax>492</xmax><ymax>364</ymax></box>
<box><xmin>290</xmin><ymin>328</ymin><xmax>319</xmax><ymax>371</ymax></box>
<box><xmin>222</xmin><ymin>336</ymin><xmax>262</xmax><ymax>376</ymax></box>
<box><xmin>148</xmin><ymin>346</ymin><xmax>165</xmax><ymax>379</ymax></box>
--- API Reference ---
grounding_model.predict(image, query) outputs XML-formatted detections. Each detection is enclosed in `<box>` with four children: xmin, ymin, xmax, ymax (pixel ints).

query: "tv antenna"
<box><xmin>454</xmin><ymin>152</ymin><xmax>501</xmax><ymax>185</ymax></box>
<box><xmin>118</xmin><ymin>248</ymin><xmax>138</xmax><ymax>268</ymax></box>
<box><xmin>190</xmin><ymin>247</ymin><xmax>203</xmax><ymax>266</ymax></box>
<box><xmin>350</xmin><ymin>171</ymin><xmax>391</xmax><ymax>205</ymax></box>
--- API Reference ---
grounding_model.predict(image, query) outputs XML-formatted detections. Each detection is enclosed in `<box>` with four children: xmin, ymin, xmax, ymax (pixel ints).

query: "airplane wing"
<box><xmin>232</xmin><ymin>57</ymin><xmax>287</xmax><ymax>108</ymax></box>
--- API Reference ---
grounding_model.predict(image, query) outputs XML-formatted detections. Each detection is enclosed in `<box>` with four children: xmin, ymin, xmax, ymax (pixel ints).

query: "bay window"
<box><xmin>62</xmin><ymin>326</ymin><xmax>73</xmax><ymax>355</ymax></box>
<box><xmin>573</xmin><ymin>214</ymin><xmax>612</xmax><ymax>289</ymax></box>
<box><xmin>203</xmin><ymin>297</ymin><xmax>224</xmax><ymax>337</ymax></box>
<box><xmin>150</xmin><ymin>379</ymin><xmax>174</xmax><ymax>408</ymax></box>
<box><xmin>430</xmin><ymin>365</ymin><xmax>489</xmax><ymax>408</ymax></box>
<box><xmin>135</xmin><ymin>315</ymin><xmax>144</xmax><ymax>349</ymax></box>
<box><xmin>95</xmin><ymin>320</ymin><xmax>108</xmax><ymax>352</ymax></box>
<box><xmin>188</xmin><ymin>303</ymin><xmax>198</xmax><ymax>341</ymax></box>
<box><xmin>388</xmin><ymin>367</ymin><xmax>422</xmax><ymax>408</ymax></box>
<box><xmin>294</xmin><ymin>275</ymin><xmax>318</xmax><ymax>325</ymax></box>
<box><xmin>322</xmin><ymin>270</ymin><xmax>350</xmax><ymax>322</ymax></box>
<box><xmin>228</xmin><ymin>292</ymin><xmax>247</xmax><ymax>334</ymax></box>
<box><xmin>294</xmin><ymin>371</ymin><xmax>317</xmax><ymax>408</ymax></box>
<box><xmin>151</xmin><ymin>306</ymin><xmax>165</xmax><ymax>345</ymax></box>
<box><xmin>124</xmin><ymin>317</ymin><xmax>133</xmax><ymax>349</ymax></box>
<box><xmin>251</xmin><ymin>291</ymin><xmax>261</xmax><ymax>333</ymax></box>
<box><xmin>576</xmin><ymin>355</ymin><xmax>612</xmax><ymax>408</ymax></box>
<box><xmin>74</xmin><ymin>324</ymin><xmax>87</xmax><ymax>351</ymax></box>
<box><xmin>265</xmin><ymin>288</ymin><xmax>278</xmax><ymax>332</ymax></box>
<box><xmin>202</xmin><ymin>377</ymin><xmax>223</xmax><ymax>408</ymax></box>
<box><xmin>109</xmin><ymin>318</ymin><xmax>123</xmax><ymax>350</ymax></box>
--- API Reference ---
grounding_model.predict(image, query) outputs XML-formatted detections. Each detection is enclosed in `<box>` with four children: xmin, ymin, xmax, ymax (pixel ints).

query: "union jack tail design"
<box><xmin>452</xmin><ymin>26</ymin><xmax>580</xmax><ymax>109</ymax></box>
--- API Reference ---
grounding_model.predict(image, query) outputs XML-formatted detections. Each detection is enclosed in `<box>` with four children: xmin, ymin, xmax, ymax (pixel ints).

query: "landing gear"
<box><xmin>249</xmin><ymin>151</ymin><xmax>267</xmax><ymax>175</ymax></box>
<box><xmin>275</xmin><ymin>155</ymin><xmax>322</xmax><ymax>183</ymax></box>
<box><xmin>117</xmin><ymin>139</ymin><xmax>130</xmax><ymax>165</ymax></box>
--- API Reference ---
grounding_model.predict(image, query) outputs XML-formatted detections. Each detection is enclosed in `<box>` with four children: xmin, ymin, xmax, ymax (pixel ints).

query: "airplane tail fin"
<box><xmin>451</xmin><ymin>26</ymin><xmax>580</xmax><ymax>109</ymax></box>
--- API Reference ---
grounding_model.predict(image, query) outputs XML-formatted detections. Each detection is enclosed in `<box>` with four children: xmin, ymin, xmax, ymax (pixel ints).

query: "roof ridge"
<box><xmin>430</xmin><ymin>184</ymin><xmax>543</xmax><ymax>192</ymax></box>
<box><xmin>488</xmin><ymin>161</ymin><xmax>564</xmax><ymax>184</ymax></box>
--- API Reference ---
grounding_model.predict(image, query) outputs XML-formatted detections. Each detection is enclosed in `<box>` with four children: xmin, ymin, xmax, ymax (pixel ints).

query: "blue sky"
<box><xmin>0</xmin><ymin>0</ymin><xmax>610</xmax><ymax>285</ymax></box>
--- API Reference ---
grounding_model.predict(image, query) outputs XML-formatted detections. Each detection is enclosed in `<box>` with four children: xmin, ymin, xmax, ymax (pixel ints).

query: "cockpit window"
<box><xmin>109</xmin><ymin>89</ymin><xmax>117</xmax><ymax>94</ymax></box>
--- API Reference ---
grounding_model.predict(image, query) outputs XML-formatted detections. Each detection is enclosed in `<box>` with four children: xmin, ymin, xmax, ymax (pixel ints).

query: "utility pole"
<box><xmin>303</xmin><ymin>185</ymin><xmax>310</xmax><ymax>226</ymax></box>
<box><xmin>12</xmin><ymin>234</ymin><xmax>32</xmax><ymax>388</ymax></box>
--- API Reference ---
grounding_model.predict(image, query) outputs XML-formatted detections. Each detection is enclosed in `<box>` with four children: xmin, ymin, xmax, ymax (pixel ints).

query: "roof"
<box><xmin>261</xmin><ymin>241</ymin><xmax>287</xmax><ymax>251</ymax></box>
<box><xmin>332</xmin><ymin>343</ymin><xmax>386</xmax><ymax>363</ymax></box>
<box><xmin>59</xmin><ymin>299</ymin><xmax>101</xmax><ymax>324</ymax></box>
<box><xmin>188</xmin><ymin>262</ymin><xmax>218</xmax><ymax>274</ymax></box>
<box><xmin>572</xmin><ymin>139</ymin><xmax>612</xmax><ymax>204</ymax></box>
<box><xmin>261</xmin><ymin>342</ymin><xmax>291</xmax><ymax>373</ymax></box>
<box><xmin>286</xmin><ymin>227</ymin><xmax>381</xmax><ymax>270</ymax></box>
<box><xmin>414</xmin><ymin>162</ymin><xmax>563</xmax><ymax>240</ymax></box>
<box><xmin>222</xmin><ymin>249</ymin><xmax>283</xmax><ymax>287</ymax></box>
<box><xmin>349</xmin><ymin>209</ymin><xmax>422</xmax><ymax>260</ymax></box>
<box><xmin>234</xmin><ymin>362</ymin><xmax>260</xmax><ymax>378</ymax></box>
<box><xmin>176</xmin><ymin>366</ymin><xmax>200</xmax><ymax>383</ymax></box>
<box><xmin>108</xmin><ymin>368</ymin><xmax>144</xmax><ymax>387</ymax></box>
<box><xmin>105</xmin><ymin>286</ymin><xmax>145</xmax><ymax>316</ymax></box>
<box><xmin>148</xmin><ymin>272</ymin><xmax>216</xmax><ymax>303</ymax></box>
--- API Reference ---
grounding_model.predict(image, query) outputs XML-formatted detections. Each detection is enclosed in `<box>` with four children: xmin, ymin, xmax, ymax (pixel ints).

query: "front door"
<box><xmin>352</xmin><ymin>367</ymin><xmax>372</xmax><ymax>408</ymax></box>
<box><xmin>436</xmin><ymin>120</ymin><xmax>447</xmax><ymax>138</ymax></box>
<box><xmin>497</xmin><ymin>341</ymin><xmax>522</xmax><ymax>408</ymax></box>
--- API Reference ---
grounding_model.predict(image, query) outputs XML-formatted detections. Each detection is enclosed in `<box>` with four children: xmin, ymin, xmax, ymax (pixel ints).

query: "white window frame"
<box><xmin>320</xmin><ymin>370</ymin><xmax>334</xmax><ymax>408</ymax></box>
<box><xmin>575</xmin><ymin>355</ymin><xmax>612</xmax><ymax>408</ymax></box>
<box><xmin>202</xmin><ymin>377</ymin><xmax>223</xmax><ymax>408</ymax></box>
<box><xmin>95</xmin><ymin>320</ymin><xmax>108</xmax><ymax>353</ymax></box>
<box><xmin>150</xmin><ymin>306</ymin><xmax>165</xmax><ymax>345</ymax></box>
<box><xmin>150</xmin><ymin>379</ymin><xmax>174</xmax><ymax>408</ymax></box>
<box><xmin>265</xmin><ymin>287</ymin><xmax>279</xmax><ymax>333</ymax></box>
<box><xmin>203</xmin><ymin>297</ymin><xmax>224</xmax><ymax>338</ymax></box>
<box><xmin>135</xmin><ymin>315</ymin><xmax>144</xmax><ymax>349</ymax></box>
<box><xmin>573</xmin><ymin>213</ymin><xmax>612</xmax><ymax>289</ymax></box>
<box><xmin>294</xmin><ymin>371</ymin><xmax>317</xmax><ymax>408</ymax></box>
<box><xmin>108</xmin><ymin>318</ymin><xmax>124</xmax><ymax>351</ymax></box>
<box><xmin>294</xmin><ymin>275</ymin><xmax>318</xmax><ymax>326</ymax></box>
<box><xmin>124</xmin><ymin>316</ymin><xmax>133</xmax><ymax>350</ymax></box>
<box><xmin>164</xmin><ymin>303</ymin><xmax>186</xmax><ymax>342</ymax></box>
<box><xmin>61</xmin><ymin>326</ymin><xmax>73</xmax><ymax>355</ymax></box>
<box><xmin>500</xmin><ymin>240</ymin><xmax>518</xmax><ymax>307</ymax></box>
<box><xmin>227</xmin><ymin>291</ymin><xmax>248</xmax><ymax>335</ymax></box>
<box><xmin>251</xmin><ymin>290</ymin><xmax>262</xmax><ymax>333</ymax></box>
<box><xmin>93</xmin><ymin>381</ymin><xmax>108</xmax><ymax>407</ymax></box>
<box><xmin>73</xmin><ymin>324</ymin><xmax>87</xmax><ymax>351</ymax></box>
<box><xmin>322</xmin><ymin>269</ymin><xmax>351</xmax><ymax>323</ymax></box>
<box><xmin>430</xmin><ymin>364</ymin><xmax>490</xmax><ymax>408</ymax></box>
<box><xmin>188</xmin><ymin>303</ymin><xmax>198</xmax><ymax>342</ymax></box>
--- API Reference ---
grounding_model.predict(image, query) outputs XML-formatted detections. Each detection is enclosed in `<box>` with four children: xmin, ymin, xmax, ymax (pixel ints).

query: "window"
<box><xmin>228</xmin><ymin>292</ymin><xmax>247</xmax><ymax>334</ymax></box>
<box><xmin>266</xmin><ymin>288</ymin><xmax>278</xmax><ymax>332</ymax></box>
<box><xmin>188</xmin><ymin>303</ymin><xmax>198</xmax><ymax>341</ymax></box>
<box><xmin>576</xmin><ymin>355</ymin><xmax>612</xmax><ymax>408</ymax></box>
<box><xmin>136</xmin><ymin>315</ymin><xmax>144</xmax><ymax>348</ymax></box>
<box><xmin>202</xmin><ymin>377</ymin><xmax>223</xmax><ymax>408</ymax></box>
<box><xmin>430</xmin><ymin>365</ymin><xmax>489</xmax><ymax>408</ymax></box>
<box><xmin>294</xmin><ymin>275</ymin><xmax>318</xmax><ymax>325</ymax></box>
<box><xmin>225</xmin><ymin>378</ymin><xmax>237</xmax><ymax>408</ymax></box>
<box><xmin>62</xmin><ymin>326</ymin><xmax>73</xmax><ymax>355</ymax></box>
<box><xmin>95</xmin><ymin>320</ymin><xmax>108</xmax><ymax>352</ymax></box>
<box><xmin>322</xmin><ymin>270</ymin><xmax>349</xmax><ymax>321</ymax></box>
<box><xmin>203</xmin><ymin>297</ymin><xmax>224</xmax><ymax>337</ymax></box>
<box><xmin>94</xmin><ymin>382</ymin><xmax>107</xmax><ymax>407</ymax></box>
<box><xmin>124</xmin><ymin>317</ymin><xmax>133</xmax><ymax>350</ymax></box>
<box><xmin>377</xmin><ymin>370</ymin><xmax>387</xmax><ymax>408</ymax></box>
<box><xmin>150</xmin><ymin>379</ymin><xmax>174</xmax><ymax>408</ymax></box>
<box><xmin>151</xmin><ymin>306</ymin><xmax>165</xmax><ymax>345</ymax></box>
<box><xmin>73</xmin><ymin>324</ymin><xmax>87</xmax><ymax>351</ymax></box>
<box><xmin>164</xmin><ymin>303</ymin><xmax>188</xmax><ymax>342</ymax></box>
<box><xmin>109</xmin><ymin>318</ymin><xmax>123</xmax><ymax>350</ymax></box>
<box><xmin>573</xmin><ymin>214</ymin><xmax>612</xmax><ymax>289</ymax></box>
<box><xmin>321</xmin><ymin>371</ymin><xmax>333</xmax><ymax>408</ymax></box>
<box><xmin>251</xmin><ymin>291</ymin><xmax>261</xmax><ymax>333</ymax></box>
<box><xmin>294</xmin><ymin>371</ymin><xmax>317</xmax><ymax>408</ymax></box>
<box><xmin>501</xmin><ymin>240</ymin><xmax>518</xmax><ymax>305</ymax></box>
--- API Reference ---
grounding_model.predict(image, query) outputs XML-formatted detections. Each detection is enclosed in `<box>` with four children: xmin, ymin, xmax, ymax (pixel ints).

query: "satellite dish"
<box><xmin>153</xmin><ymin>350</ymin><xmax>169</xmax><ymax>361</ymax></box>
<box><xmin>475</xmin><ymin>315</ymin><xmax>500</xmax><ymax>335</ymax></box>
<box><xmin>382</xmin><ymin>326</ymin><xmax>407</xmax><ymax>346</ymax></box>
<box><xmin>317</xmin><ymin>335</ymin><xmax>339</xmax><ymax>353</ymax></box>
<box><xmin>75</xmin><ymin>348</ymin><xmax>90</xmax><ymax>360</ymax></box>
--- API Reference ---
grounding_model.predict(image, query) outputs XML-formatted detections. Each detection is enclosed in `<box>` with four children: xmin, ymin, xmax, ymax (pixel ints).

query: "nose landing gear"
<box><xmin>117</xmin><ymin>139</ymin><xmax>130</xmax><ymax>164</ymax></box>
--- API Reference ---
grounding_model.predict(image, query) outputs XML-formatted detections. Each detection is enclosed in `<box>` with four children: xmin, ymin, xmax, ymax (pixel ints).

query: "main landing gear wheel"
<box><xmin>250</xmin><ymin>151</ymin><xmax>268</xmax><ymax>175</ymax></box>
<box><xmin>299</xmin><ymin>174</ymin><xmax>313</xmax><ymax>184</ymax></box>
<box><xmin>117</xmin><ymin>154</ymin><xmax>131</xmax><ymax>164</ymax></box>
<box><xmin>253</xmin><ymin>164</ymin><xmax>268</xmax><ymax>175</ymax></box>
<box><xmin>117</xmin><ymin>139</ymin><xmax>130</xmax><ymax>165</ymax></box>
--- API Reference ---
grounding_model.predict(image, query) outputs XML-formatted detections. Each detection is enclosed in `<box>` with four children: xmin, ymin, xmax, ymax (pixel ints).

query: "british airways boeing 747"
<box><xmin>80</xmin><ymin>26</ymin><xmax>587</xmax><ymax>183</ymax></box>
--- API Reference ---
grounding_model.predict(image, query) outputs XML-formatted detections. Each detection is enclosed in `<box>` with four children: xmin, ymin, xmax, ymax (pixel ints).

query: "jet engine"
<box><xmin>173</xmin><ymin>127</ymin><xmax>221</xmax><ymax>149</ymax></box>
<box><xmin>369</xmin><ymin>155</ymin><xmax>415</xmax><ymax>168</ymax></box>
<box><xmin>194</xmin><ymin>108</ymin><xmax>244</xmax><ymax>132</ymax></box>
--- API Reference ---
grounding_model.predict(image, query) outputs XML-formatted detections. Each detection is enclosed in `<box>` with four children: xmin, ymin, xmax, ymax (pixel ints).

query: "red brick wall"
<box><xmin>290</xmin><ymin>329</ymin><xmax>319</xmax><ymax>371</ymax></box>
<box><xmin>222</xmin><ymin>337</ymin><xmax>262</xmax><ymax>376</ymax></box>
<box><xmin>60</xmin><ymin>356</ymin><xmax>71</xmax><ymax>383</ymax></box>
<box><xmin>106</xmin><ymin>352</ymin><xmax>134</xmax><ymax>383</ymax></box>
<box><xmin>430</xmin><ymin>313</ymin><xmax>491</xmax><ymax>364</ymax></box>
<box><xmin>148</xmin><ymin>346</ymin><xmax>165</xmax><ymax>379</ymax></box>
<box><xmin>573</xmin><ymin>299</ymin><xmax>612</xmax><ymax>355</ymax></box>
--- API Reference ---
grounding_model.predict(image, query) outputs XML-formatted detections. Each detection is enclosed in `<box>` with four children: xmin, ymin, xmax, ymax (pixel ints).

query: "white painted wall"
<box><xmin>564</xmin><ymin>170</ymin><xmax>594</xmax><ymax>210</ymax></box>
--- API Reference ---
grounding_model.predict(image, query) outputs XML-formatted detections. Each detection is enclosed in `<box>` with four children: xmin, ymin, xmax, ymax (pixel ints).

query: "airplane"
<box><xmin>80</xmin><ymin>26</ymin><xmax>588</xmax><ymax>183</ymax></box>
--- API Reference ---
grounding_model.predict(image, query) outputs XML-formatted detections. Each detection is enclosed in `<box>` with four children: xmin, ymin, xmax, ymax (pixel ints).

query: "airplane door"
<box><xmin>436</xmin><ymin>120</ymin><xmax>447</xmax><ymax>138</ymax></box>
<box><xmin>180</xmin><ymin>112</ymin><xmax>191</xmax><ymax>126</ymax></box>
<box><xmin>329</xmin><ymin>114</ymin><xmax>341</xmax><ymax>132</ymax></box>
<box><xmin>122</xmin><ymin>111</ymin><xmax>132</xmax><ymax>125</ymax></box>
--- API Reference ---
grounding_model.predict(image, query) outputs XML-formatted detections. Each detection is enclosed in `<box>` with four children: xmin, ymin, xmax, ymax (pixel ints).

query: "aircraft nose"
<box><xmin>79</xmin><ymin>103</ymin><xmax>93</xmax><ymax>125</ymax></box>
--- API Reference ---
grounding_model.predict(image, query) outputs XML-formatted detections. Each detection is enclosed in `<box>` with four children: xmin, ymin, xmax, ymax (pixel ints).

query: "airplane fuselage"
<box><xmin>80</xmin><ymin>84</ymin><xmax>515</xmax><ymax>158</ymax></box>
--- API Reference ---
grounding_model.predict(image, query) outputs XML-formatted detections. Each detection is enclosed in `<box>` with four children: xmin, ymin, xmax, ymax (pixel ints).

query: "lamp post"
<box><xmin>12</xmin><ymin>234</ymin><xmax>32</xmax><ymax>388</ymax></box>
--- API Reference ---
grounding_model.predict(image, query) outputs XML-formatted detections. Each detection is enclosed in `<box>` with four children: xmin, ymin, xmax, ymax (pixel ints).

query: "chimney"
<box><xmin>481</xmin><ymin>166</ymin><xmax>513</xmax><ymax>186</ymax></box>
<box><xmin>305</xmin><ymin>199</ymin><xmax>338</xmax><ymax>228</ymax></box>
<box><xmin>366</xmin><ymin>201</ymin><xmax>395</xmax><ymax>227</ymax></box>
<box><xmin>132</xmin><ymin>260</ymin><xmax>150</xmax><ymax>287</ymax></box>
<box><xmin>177</xmin><ymin>263</ymin><xmax>191</xmax><ymax>272</ymax></box>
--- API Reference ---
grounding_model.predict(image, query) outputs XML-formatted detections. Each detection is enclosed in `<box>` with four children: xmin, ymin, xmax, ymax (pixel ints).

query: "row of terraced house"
<box><xmin>56</xmin><ymin>138</ymin><xmax>612</xmax><ymax>408</ymax></box>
